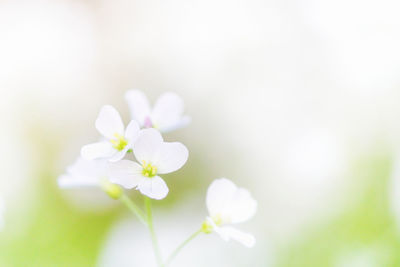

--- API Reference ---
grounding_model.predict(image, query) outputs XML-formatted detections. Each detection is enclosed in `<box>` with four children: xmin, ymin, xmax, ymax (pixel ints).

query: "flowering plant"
<box><xmin>59</xmin><ymin>89</ymin><xmax>257</xmax><ymax>266</ymax></box>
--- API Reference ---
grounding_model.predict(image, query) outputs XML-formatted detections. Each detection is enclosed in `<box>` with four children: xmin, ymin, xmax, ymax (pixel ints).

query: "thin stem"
<box><xmin>164</xmin><ymin>229</ymin><xmax>202</xmax><ymax>267</ymax></box>
<box><xmin>120</xmin><ymin>194</ymin><xmax>147</xmax><ymax>225</ymax></box>
<box><xmin>145</xmin><ymin>197</ymin><xmax>163</xmax><ymax>267</ymax></box>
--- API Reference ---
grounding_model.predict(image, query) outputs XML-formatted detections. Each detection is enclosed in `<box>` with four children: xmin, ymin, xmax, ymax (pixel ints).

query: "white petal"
<box><xmin>95</xmin><ymin>105</ymin><xmax>124</xmax><ymax>139</ymax></box>
<box><xmin>206</xmin><ymin>178</ymin><xmax>238</xmax><ymax>219</ymax></box>
<box><xmin>58</xmin><ymin>157</ymin><xmax>108</xmax><ymax>188</ymax></box>
<box><xmin>138</xmin><ymin>176</ymin><xmax>169</xmax><ymax>200</ymax></box>
<box><xmin>156</xmin><ymin>116</ymin><xmax>192</xmax><ymax>133</ymax></box>
<box><xmin>108</xmin><ymin>160</ymin><xmax>143</xmax><ymax>189</ymax></box>
<box><xmin>151</xmin><ymin>92</ymin><xmax>187</xmax><ymax>132</ymax></box>
<box><xmin>228</xmin><ymin>188</ymin><xmax>258</xmax><ymax>224</ymax></box>
<box><xmin>67</xmin><ymin>157</ymin><xmax>107</xmax><ymax>176</ymax></box>
<box><xmin>81</xmin><ymin>142</ymin><xmax>115</xmax><ymax>160</ymax></box>
<box><xmin>216</xmin><ymin>226</ymin><xmax>255</xmax><ymax>248</ymax></box>
<box><xmin>153</xmin><ymin>142</ymin><xmax>188</xmax><ymax>174</ymax></box>
<box><xmin>58</xmin><ymin>174</ymin><xmax>98</xmax><ymax>188</ymax></box>
<box><xmin>125</xmin><ymin>90</ymin><xmax>151</xmax><ymax>126</ymax></box>
<box><xmin>133</xmin><ymin>128</ymin><xmax>163</xmax><ymax>163</ymax></box>
<box><xmin>206</xmin><ymin>178</ymin><xmax>257</xmax><ymax>224</ymax></box>
<box><xmin>108</xmin><ymin>148</ymin><xmax>129</xmax><ymax>162</ymax></box>
<box><xmin>124</xmin><ymin>120</ymin><xmax>141</xmax><ymax>142</ymax></box>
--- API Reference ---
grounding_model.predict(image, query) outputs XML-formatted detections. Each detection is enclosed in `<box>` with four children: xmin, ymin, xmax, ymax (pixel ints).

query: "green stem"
<box><xmin>145</xmin><ymin>197</ymin><xmax>163</xmax><ymax>267</ymax></box>
<box><xmin>164</xmin><ymin>229</ymin><xmax>203</xmax><ymax>267</ymax></box>
<box><xmin>120</xmin><ymin>194</ymin><xmax>147</xmax><ymax>225</ymax></box>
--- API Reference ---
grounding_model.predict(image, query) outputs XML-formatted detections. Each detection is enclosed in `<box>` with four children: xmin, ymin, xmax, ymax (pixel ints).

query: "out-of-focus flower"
<box><xmin>109</xmin><ymin>128</ymin><xmax>188</xmax><ymax>200</ymax></box>
<box><xmin>58</xmin><ymin>157</ymin><xmax>122</xmax><ymax>199</ymax></box>
<box><xmin>81</xmin><ymin>105</ymin><xmax>140</xmax><ymax>162</ymax></box>
<box><xmin>125</xmin><ymin>90</ymin><xmax>190</xmax><ymax>133</ymax></box>
<box><xmin>202</xmin><ymin>178</ymin><xmax>257</xmax><ymax>247</ymax></box>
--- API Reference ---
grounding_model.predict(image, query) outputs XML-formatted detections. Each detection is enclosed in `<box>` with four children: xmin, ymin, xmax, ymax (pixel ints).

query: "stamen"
<box><xmin>142</xmin><ymin>162</ymin><xmax>157</xmax><ymax>178</ymax></box>
<box><xmin>110</xmin><ymin>133</ymin><xmax>128</xmax><ymax>151</ymax></box>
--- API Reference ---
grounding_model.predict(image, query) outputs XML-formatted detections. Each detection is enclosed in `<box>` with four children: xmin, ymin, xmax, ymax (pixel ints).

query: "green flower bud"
<box><xmin>101</xmin><ymin>181</ymin><xmax>123</xmax><ymax>200</ymax></box>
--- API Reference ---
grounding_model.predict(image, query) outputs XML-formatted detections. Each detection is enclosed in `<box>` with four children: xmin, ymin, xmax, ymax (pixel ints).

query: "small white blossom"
<box><xmin>58</xmin><ymin>157</ymin><xmax>122</xmax><ymax>199</ymax></box>
<box><xmin>58</xmin><ymin>157</ymin><xmax>108</xmax><ymax>188</ymax></box>
<box><xmin>81</xmin><ymin>105</ymin><xmax>140</xmax><ymax>162</ymax></box>
<box><xmin>125</xmin><ymin>89</ymin><xmax>190</xmax><ymax>133</ymax></box>
<box><xmin>203</xmin><ymin>178</ymin><xmax>257</xmax><ymax>247</ymax></box>
<box><xmin>108</xmin><ymin>128</ymin><xmax>189</xmax><ymax>200</ymax></box>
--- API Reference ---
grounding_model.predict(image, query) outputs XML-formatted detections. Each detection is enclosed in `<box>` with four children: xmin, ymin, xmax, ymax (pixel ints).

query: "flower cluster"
<box><xmin>59</xmin><ymin>89</ymin><xmax>257</xmax><ymax>265</ymax></box>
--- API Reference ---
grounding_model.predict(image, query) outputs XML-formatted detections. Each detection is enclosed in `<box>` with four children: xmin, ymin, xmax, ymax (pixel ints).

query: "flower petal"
<box><xmin>159</xmin><ymin>115</ymin><xmax>191</xmax><ymax>133</ymax></box>
<box><xmin>108</xmin><ymin>148</ymin><xmax>129</xmax><ymax>162</ymax></box>
<box><xmin>58</xmin><ymin>174</ymin><xmax>98</xmax><ymax>188</ymax></box>
<box><xmin>216</xmin><ymin>226</ymin><xmax>255</xmax><ymax>248</ymax></box>
<box><xmin>133</xmin><ymin>128</ymin><xmax>163</xmax><ymax>163</ymax></box>
<box><xmin>206</xmin><ymin>178</ymin><xmax>257</xmax><ymax>224</ymax></box>
<box><xmin>58</xmin><ymin>157</ymin><xmax>107</xmax><ymax>188</ymax></box>
<box><xmin>138</xmin><ymin>176</ymin><xmax>169</xmax><ymax>199</ymax></box>
<box><xmin>124</xmin><ymin>120</ymin><xmax>141</xmax><ymax>142</ymax></box>
<box><xmin>95</xmin><ymin>105</ymin><xmax>124</xmax><ymax>139</ymax></box>
<box><xmin>125</xmin><ymin>90</ymin><xmax>151</xmax><ymax>126</ymax></box>
<box><xmin>228</xmin><ymin>188</ymin><xmax>258</xmax><ymax>224</ymax></box>
<box><xmin>206</xmin><ymin>178</ymin><xmax>238</xmax><ymax>219</ymax></box>
<box><xmin>154</xmin><ymin>142</ymin><xmax>188</xmax><ymax>174</ymax></box>
<box><xmin>81</xmin><ymin>142</ymin><xmax>115</xmax><ymax>160</ymax></box>
<box><xmin>151</xmin><ymin>92</ymin><xmax>186</xmax><ymax>132</ymax></box>
<box><xmin>108</xmin><ymin>160</ymin><xmax>143</xmax><ymax>189</ymax></box>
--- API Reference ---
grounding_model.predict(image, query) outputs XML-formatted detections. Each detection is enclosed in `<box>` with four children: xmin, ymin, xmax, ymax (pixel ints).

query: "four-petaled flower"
<box><xmin>108</xmin><ymin>128</ymin><xmax>188</xmax><ymax>199</ymax></box>
<box><xmin>81</xmin><ymin>105</ymin><xmax>140</xmax><ymax>162</ymax></box>
<box><xmin>125</xmin><ymin>89</ymin><xmax>190</xmax><ymax>133</ymax></box>
<box><xmin>202</xmin><ymin>178</ymin><xmax>257</xmax><ymax>247</ymax></box>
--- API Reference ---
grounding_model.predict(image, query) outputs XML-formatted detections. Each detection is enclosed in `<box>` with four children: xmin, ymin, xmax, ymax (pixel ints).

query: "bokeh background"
<box><xmin>1</xmin><ymin>0</ymin><xmax>400</xmax><ymax>266</ymax></box>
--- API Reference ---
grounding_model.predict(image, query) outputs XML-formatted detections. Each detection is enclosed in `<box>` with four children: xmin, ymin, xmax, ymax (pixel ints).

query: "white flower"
<box><xmin>58</xmin><ymin>157</ymin><xmax>108</xmax><ymax>188</ymax></box>
<box><xmin>125</xmin><ymin>90</ymin><xmax>190</xmax><ymax>133</ymax></box>
<box><xmin>81</xmin><ymin>105</ymin><xmax>140</xmax><ymax>162</ymax></box>
<box><xmin>203</xmin><ymin>178</ymin><xmax>257</xmax><ymax>247</ymax></box>
<box><xmin>58</xmin><ymin>157</ymin><xmax>122</xmax><ymax>199</ymax></box>
<box><xmin>108</xmin><ymin>128</ymin><xmax>189</xmax><ymax>200</ymax></box>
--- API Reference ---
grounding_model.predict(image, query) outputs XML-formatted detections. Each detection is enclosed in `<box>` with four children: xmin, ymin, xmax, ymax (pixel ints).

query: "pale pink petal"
<box><xmin>158</xmin><ymin>115</ymin><xmax>191</xmax><ymax>133</ymax></box>
<box><xmin>151</xmin><ymin>92</ymin><xmax>186</xmax><ymax>132</ymax></box>
<box><xmin>125</xmin><ymin>90</ymin><xmax>151</xmax><ymax>126</ymax></box>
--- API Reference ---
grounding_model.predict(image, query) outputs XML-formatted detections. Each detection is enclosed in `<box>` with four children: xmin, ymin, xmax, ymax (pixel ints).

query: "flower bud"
<box><xmin>101</xmin><ymin>181</ymin><xmax>123</xmax><ymax>200</ymax></box>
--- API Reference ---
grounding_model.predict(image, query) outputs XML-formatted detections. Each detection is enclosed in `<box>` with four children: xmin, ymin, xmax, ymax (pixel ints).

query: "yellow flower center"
<box><xmin>142</xmin><ymin>161</ymin><xmax>157</xmax><ymax>177</ymax></box>
<box><xmin>110</xmin><ymin>133</ymin><xmax>128</xmax><ymax>151</ymax></box>
<box><xmin>201</xmin><ymin>215</ymin><xmax>223</xmax><ymax>234</ymax></box>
